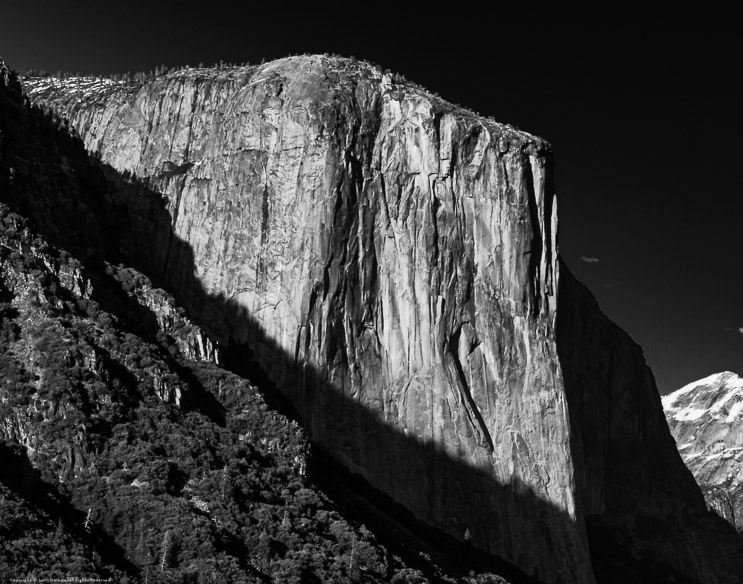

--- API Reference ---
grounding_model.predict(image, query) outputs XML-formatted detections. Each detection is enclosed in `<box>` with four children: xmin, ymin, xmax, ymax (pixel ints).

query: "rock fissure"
<box><xmin>448</xmin><ymin>326</ymin><xmax>494</xmax><ymax>453</ymax></box>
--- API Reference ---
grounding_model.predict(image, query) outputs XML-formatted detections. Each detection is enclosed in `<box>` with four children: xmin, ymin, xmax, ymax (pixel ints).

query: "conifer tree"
<box><xmin>159</xmin><ymin>531</ymin><xmax>171</xmax><ymax>571</ymax></box>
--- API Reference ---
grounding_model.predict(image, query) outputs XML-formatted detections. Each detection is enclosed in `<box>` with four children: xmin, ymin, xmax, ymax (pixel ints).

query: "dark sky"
<box><xmin>2</xmin><ymin>3</ymin><xmax>741</xmax><ymax>393</ymax></box>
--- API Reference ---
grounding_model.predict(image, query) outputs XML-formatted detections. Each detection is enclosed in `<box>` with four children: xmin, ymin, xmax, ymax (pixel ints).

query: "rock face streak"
<box><xmin>24</xmin><ymin>56</ymin><xmax>743</xmax><ymax>583</ymax></box>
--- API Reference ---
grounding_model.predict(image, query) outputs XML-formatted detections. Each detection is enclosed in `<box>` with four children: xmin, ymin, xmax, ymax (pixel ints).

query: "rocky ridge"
<box><xmin>0</xmin><ymin>200</ymin><xmax>221</xmax><ymax>480</ymax></box>
<box><xmin>11</xmin><ymin>55</ymin><xmax>743</xmax><ymax>583</ymax></box>
<box><xmin>663</xmin><ymin>371</ymin><xmax>743</xmax><ymax>536</ymax></box>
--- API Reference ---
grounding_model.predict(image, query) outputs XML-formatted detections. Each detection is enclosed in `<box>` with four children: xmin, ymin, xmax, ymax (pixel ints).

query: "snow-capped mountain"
<box><xmin>663</xmin><ymin>371</ymin><xmax>743</xmax><ymax>535</ymax></box>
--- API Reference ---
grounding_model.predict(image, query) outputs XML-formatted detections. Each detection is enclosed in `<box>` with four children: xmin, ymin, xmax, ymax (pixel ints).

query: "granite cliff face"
<box><xmin>0</xmin><ymin>204</ymin><xmax>476</xmax><ymax>583</ymax></box>
<box><xmin>25</xmin><ymin>57</ymin><xmax>588</xmax><ymax>583</ymax></box>
<box><xmin>1</xmin><ymin>66</ymin><xmax>514</xmax><ymax>581</ymax></box>
<box><xmin>663</xmin><ymin>372</ymin><xmax>743</xmax><ymax>537</ymax></box>
<box><xmin>16</xmin><ymin>55</ymin><xmax>743</xmax><ymax>583</ymax></box>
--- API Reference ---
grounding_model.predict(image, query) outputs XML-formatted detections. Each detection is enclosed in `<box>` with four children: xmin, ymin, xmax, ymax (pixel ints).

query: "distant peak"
<box><xmin>662</xmin><ymin>371</ymin><xmax>743</xmax><ymax>423</ymax></box>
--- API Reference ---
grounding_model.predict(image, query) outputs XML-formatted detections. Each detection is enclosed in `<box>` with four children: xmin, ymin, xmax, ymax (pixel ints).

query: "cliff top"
<box><xmin>20</xmin><ymin>54</ymin><xmax>550</xmax><ymax>151</ymax></box>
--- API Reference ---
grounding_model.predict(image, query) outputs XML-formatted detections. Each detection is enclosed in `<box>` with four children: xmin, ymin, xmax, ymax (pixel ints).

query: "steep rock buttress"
<box><xmin>19</xmin><ymin>56</ymin><xmax>743</xmax><ymax>583</ymax></box>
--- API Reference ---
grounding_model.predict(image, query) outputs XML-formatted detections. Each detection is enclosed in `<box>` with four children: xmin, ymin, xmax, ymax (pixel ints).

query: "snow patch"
<box><xmin>663</xmin><ymin>372</ymin><xmax>743</xmax><ymax>425</ymax></box>
<box><xmin>24</xmin><ymin>76</ymin><xmax>126</xmax><ymax>100</ymax></box>
<box><xmin>703</xmin><ymin>447</ymin><xmax>743</xmax><ymax>462</ymax></box>
<box><xmin>726</xmin><ymin>401</ymin><xmax>743</xmax><ymax>423</ymax></box>
<box><xmin>710</xmin><ymin>385</ymin><xmax>743</xmax><ymax>413</ymax></box>
<box><xmin>661</xmin><ymin>373</ymin><xmax>726</xmax><ymax>409</ymax></box>
<box><xmin>673</xmin><ymin>407</ymin><xmax>709</xmax><ymax>422</ymax></box>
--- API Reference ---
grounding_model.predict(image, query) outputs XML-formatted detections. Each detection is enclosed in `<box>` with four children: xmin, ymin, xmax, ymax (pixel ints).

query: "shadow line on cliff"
<box><xmin>0</xmin><ymin>72</ymin><xmax>589</xmax><ymax>584</ymax></box>
<box><xmin>6</xmin><ymin>69</ymin><xmax>743</xmax><ymax>584</ymax></box>
<box><xmin>88</xmin><ymin>131</ymin><xmax>743</xmax><ymax>584</ymax></box>
<box><xmin>95</xmin><ymin>172</ymin><xmax>568</xmax><ymax>584</ymax></box>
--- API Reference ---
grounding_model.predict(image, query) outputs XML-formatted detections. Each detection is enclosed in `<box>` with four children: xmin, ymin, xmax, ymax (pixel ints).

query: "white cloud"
<box><xmin>723</xmin><ymin>327</ymin><xmax>743</xmax><ymax>334</ymax></box>
<box><xmin>580</xmin><ymin>256</ymin><xmax>600</xmax><ymax>264</ymax></box>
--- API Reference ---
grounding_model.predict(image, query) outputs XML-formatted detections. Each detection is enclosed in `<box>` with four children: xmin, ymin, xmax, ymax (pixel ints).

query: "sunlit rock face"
<box><xmin>22</xmin><ymin>55</ymin><xmax>743</xmax><ymax>583</ymax></box>
<box><xmin>664</xmin><ymin>372</ymin><xmax>743</xmax><ymax>535</ymax></box>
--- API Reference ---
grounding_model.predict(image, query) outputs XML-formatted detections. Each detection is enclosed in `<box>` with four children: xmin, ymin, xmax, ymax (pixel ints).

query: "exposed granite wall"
<box><xmin>20</xmin><ymin>55</ymin><xmax>743</xmax><ymax>583</ymax></box>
